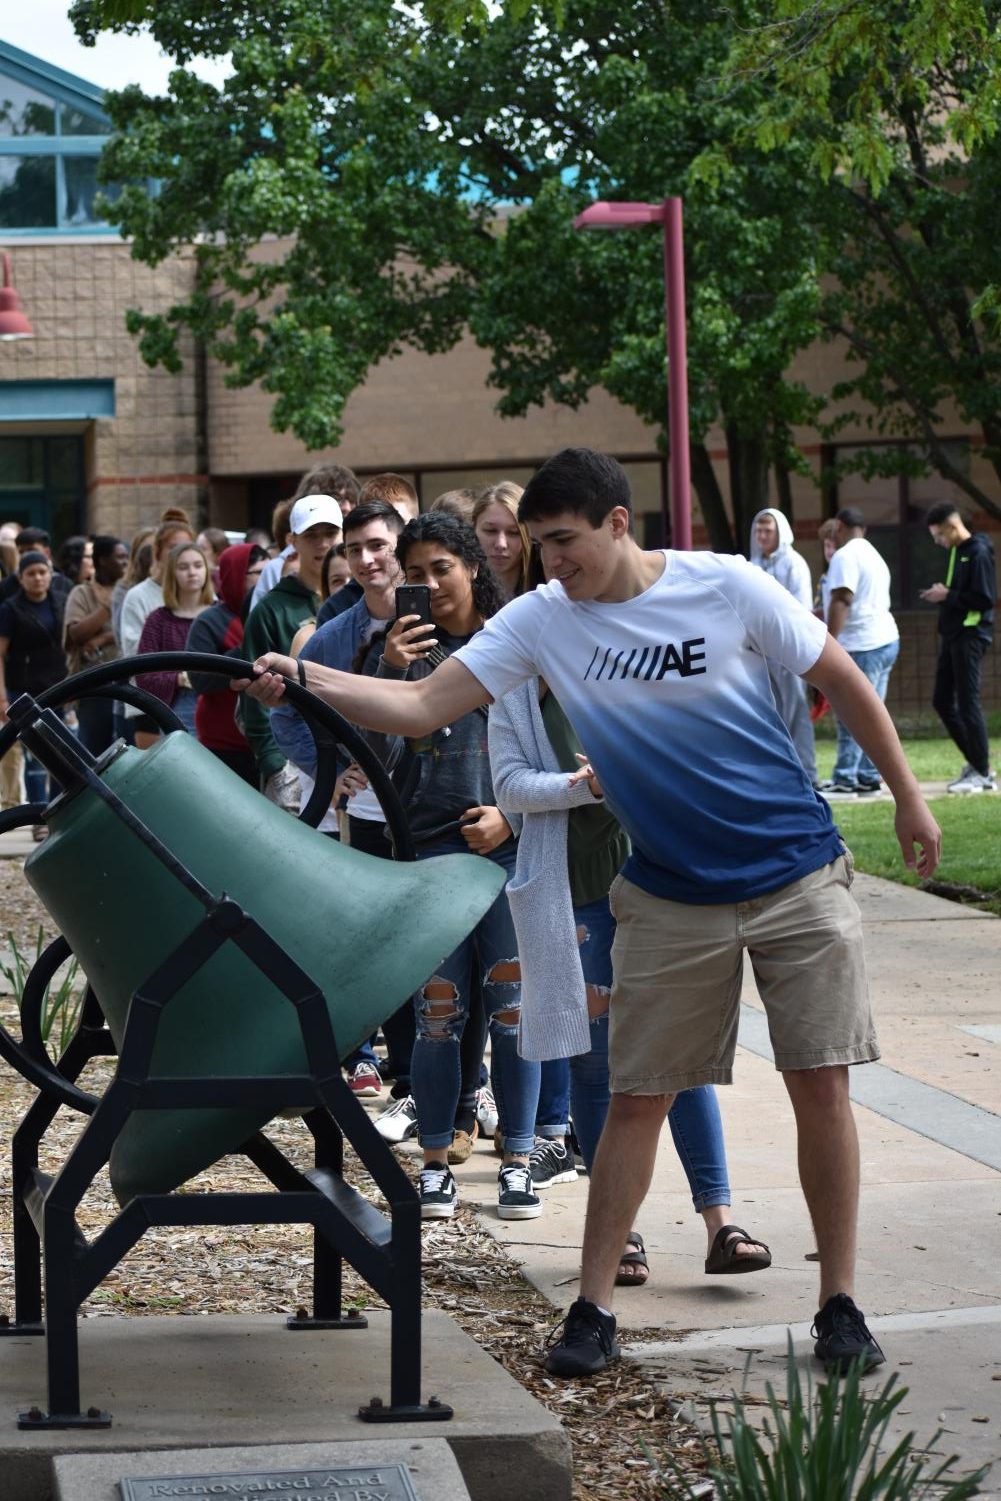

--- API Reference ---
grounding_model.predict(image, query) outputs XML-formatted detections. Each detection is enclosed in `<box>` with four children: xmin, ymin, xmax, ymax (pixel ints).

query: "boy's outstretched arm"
<box><xmin>234</xmin><ymin>651</ymin><xmax>491</xmax><ymax>740</ymax></box>
<box><xmin>804</xmin><ymin>637</ymin><xmax>941</xmax><ymax>878</ymax></box>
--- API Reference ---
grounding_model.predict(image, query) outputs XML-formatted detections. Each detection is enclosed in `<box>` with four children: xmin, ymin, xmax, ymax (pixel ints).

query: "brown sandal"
<box><xmin>705</xmin><ymin>1223</ymin><xmax>771</xmax><ymax>1275</ymax></box>
<box><xmin>614</xmin><ymin>1230</ymin><xmax>650</xmax><ymax>1287</ymax></box>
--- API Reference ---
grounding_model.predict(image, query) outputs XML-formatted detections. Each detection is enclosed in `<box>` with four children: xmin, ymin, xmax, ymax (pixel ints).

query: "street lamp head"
<box><xmin>573</xmin><ymin>201</ymin><xmax>667</xmax><ymax>231</ymax></box>
<box><xmin>0</xmin><ymin>252</ymin><xmax>34</xmax><ymax>341</ymax></box>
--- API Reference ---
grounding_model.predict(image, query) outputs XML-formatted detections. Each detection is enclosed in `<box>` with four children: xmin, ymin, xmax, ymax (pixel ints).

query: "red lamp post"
<box><xmin>573</xmin><ymin>198</ymin><xmax>691</xmax><ymax>550</ymax></box>
<box><xmin>0</xmin><ymin>252</ymin><xmax>34</xmax><ymax>342</ymax></box>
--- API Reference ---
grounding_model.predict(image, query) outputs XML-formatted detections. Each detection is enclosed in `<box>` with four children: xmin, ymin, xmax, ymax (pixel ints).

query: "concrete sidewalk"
<box><xmin>442</xmin><ymin>872</ymin><xmax>1001</xmax><ymax>1494</ymax></box>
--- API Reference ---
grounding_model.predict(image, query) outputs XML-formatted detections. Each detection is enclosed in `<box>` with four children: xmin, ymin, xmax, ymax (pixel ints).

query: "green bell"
<box><xmin>24</xmin><ymin>732</ymin><xmax>505</xmax><ymax>1205</ymax></box>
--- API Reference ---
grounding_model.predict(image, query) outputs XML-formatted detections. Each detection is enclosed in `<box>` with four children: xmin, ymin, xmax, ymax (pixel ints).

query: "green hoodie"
<box><xmin>240</xmin><ymin>574</ymin><xmax>319</xmax><ymax>780</ymax></box>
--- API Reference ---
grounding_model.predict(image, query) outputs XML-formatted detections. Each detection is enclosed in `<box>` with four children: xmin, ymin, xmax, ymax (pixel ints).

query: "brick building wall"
<box><xmin>0</xmin><ymin>241</ymin><xmax>203</xmax><ymax>537</ymax></box>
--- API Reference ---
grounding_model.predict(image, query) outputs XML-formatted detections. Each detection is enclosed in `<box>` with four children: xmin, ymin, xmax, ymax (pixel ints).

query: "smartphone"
<box><xmin>395</xmin><ymin>584</ymin><xmax>434</xmax><ymax>629</ymax></box>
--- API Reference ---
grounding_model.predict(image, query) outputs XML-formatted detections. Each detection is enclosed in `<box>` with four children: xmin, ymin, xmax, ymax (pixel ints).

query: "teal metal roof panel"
<box><xmin>0</xmin><ymin>40</ymin><xmax>108</xmax><ymax>118</ymax></box>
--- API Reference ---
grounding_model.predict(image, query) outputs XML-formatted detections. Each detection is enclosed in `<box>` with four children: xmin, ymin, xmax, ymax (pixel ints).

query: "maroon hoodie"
<box><xmin>188</xmin><ymin>543</ymin><xmax>258</xmax><ymax>753</ymax></box>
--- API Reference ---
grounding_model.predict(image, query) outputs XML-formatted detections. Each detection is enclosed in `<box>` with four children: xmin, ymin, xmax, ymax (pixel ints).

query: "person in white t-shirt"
<box><xmin>822</xmin><ymin>508</ymin><xmax>900</xmax><ymax>799</ymax></box>
<box><xmin>240</xmin><ymin>447</ymin><xmax>940</xmax><ymax>1383</ymax></box>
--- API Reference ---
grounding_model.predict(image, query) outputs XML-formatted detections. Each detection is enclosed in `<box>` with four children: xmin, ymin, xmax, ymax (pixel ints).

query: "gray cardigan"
<box><xmin>488</xmin><ymin>681</ymin><xmax>599</xmax><ymax>1063</ymax></box>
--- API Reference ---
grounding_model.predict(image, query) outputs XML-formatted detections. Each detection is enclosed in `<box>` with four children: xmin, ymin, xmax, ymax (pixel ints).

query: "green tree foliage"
<box><xmin>724</xmin><ymin>1</ymin><xmax>1001</xmax><ymax>522</ymax></box>
<box><xmin>71</xmin><ymin>0</ymin><xmax>493</xmax><ymax>450</ymax></box>
<box><xmin>71</xmin><ymin>0</ymin><xmax>1001</xmax><ymax>540</ymax></box>
<box><xmin>425</xmin><ymin>2</ymin><xmax>828</xmax><ymax>549</ymax></box>
<box><xmin>726</xmin><ymin>1</ymin><xmax>1001</xmax><ymax>188</ymax></box>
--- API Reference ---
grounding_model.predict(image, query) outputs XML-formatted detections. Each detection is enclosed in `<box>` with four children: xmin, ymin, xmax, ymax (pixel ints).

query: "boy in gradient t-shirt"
<box><xmin>242</xmin><ymin>447</ymin><xmax>941</xmax><ymax>1384</ymax></box>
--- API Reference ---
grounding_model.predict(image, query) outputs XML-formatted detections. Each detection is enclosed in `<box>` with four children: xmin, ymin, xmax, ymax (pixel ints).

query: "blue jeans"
<box><xmin>411</xmin><ymin>839</ymin><xmax>539</xmax><ymax>1155</ymax></box>
<box><xmin>24</xmin><ymin>751</ymin><xmax>50</xmax><ymax>807</ymax></box>
<box><xmin>567</xmin><ymin>896</ymin><xmax>730</xmax><ymax>1213</ymax></box>
<box><xmin>536</xmin><ymin>1058</ymin><xmax>570</xmax><ymax>1138</ymax></box>
<box><xmin>24</xmin><ymin>706</ymin><xmax>65</xmax><ymax>807</ymax></box>
<box><xmin>832</xmin><ymin>639</ymin><xmax>899</xmax><ymax>786</ymax></box>
<box><xmin>171</xmin><ymin>686</ymin><xmax>198</xmax><ymax>735</ymax></box>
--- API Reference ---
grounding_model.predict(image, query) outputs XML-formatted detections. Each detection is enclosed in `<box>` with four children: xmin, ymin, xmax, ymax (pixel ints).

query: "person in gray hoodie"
<box><xmin>749</xmin><ymin>508</ymin><xmax>818</xmax><ymax>785</ymax></box>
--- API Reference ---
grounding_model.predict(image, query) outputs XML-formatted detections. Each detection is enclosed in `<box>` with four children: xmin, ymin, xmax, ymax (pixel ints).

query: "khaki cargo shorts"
<box><xmin>607</xmin><ymin>852</ymin><xmax>878</xmax><ymax>1094</ymax></box>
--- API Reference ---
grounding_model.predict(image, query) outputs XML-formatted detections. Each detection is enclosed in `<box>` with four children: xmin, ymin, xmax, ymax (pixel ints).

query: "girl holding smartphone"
<box><xmin>362</xmin><ymin>513</ymin><xmax>541</xmax><ymax>1223</ymax></box>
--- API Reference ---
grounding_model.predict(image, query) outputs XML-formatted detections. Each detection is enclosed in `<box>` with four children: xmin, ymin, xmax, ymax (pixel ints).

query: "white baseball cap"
<box><xmin>289</xmin><ymin>494</ymin><xmax>343</xmax><ymax>535</ymax></box>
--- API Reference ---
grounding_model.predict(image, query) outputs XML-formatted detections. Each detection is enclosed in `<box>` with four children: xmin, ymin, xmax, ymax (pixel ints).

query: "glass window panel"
<box><xmin>0</xmin><ymin>77</ymin><xmax>57</xmax><ymax>137</ymax></box>
<box><xmin>864</xmin><ymin>527</ymin><xmax>903</xmax><ymax>611</ymax></box>
<box><xmin>618</xmin><ymin>460</ymin><xmax>664</xmax><ymax>519</ymax></box>
<box><xmin>61</xmin><ymin>105</ymin><xmax>110</xmax><ymax>137</ymax></box>
<box><xmin>906</xmin><ymin>442</ymin><xmax>971</xmax><ymax>513</ymax></box>
<box><xmin>47</xmin><ymin>438</ymin><xmax>84</xmax><ymax>493</ymax></box>
<box><xmin>0</xmin><ymin>153</ymin><xmax>56</xmax><ymax>227</ymax></box>
<box><xmin>49</xmin><ymin>496</ymin><xmax>85</xmax><ymax>548</ymax></box>
<box><xmin>63</xmin><ymin>155</ymin><xmax>118</xmax><ymax>227</ymax></box>
<box><xmin>834</xmin><ymin>447</ymin><xmax>901</xmax><ymax>525</ymax></box>
<box><xmin>902</xmin><ymin>523</ymin><xmax>945</xmax><ymax>610</ymax></box>
<box><xmin>0</xmin><ymin>499</ymin><xmax>38</xmax><ymax>532</ymax></box>
<box><xmin>0</xmin><ymin>438</ymin><xmax>44</xmax><ymax>489</ymax></box>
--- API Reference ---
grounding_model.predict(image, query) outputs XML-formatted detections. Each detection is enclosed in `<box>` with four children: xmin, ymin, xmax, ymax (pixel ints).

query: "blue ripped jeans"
<box><xmin>411</xmin><ymin>838</ymin><xmax>538</xmax><ymax>1155</ymax></box>
<box><xmin>563</xmin><ymin>896</ymin><xmax>731</xmax><ymax>1213</ymax></box>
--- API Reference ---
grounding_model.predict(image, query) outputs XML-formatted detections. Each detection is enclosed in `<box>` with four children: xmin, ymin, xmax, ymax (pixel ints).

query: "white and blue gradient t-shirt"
<box><xmin>457</xmin><ymin>550</ymin><xmax>842</xmax><ymax>905</ymax></box>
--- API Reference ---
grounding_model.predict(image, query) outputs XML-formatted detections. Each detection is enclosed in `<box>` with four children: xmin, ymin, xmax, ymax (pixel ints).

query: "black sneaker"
<box><xmin>418</xmin><ymin>1161</ymin><xmax>457</xmax><ymax>1220</ymax></box>
<box><xmin>856</xmin><ymin>780</ymin><xmax>882</xmax><ymax>796</ymax></box>
<box><xmin>812</xmin><ymin>1293</ymin><xmax>885</xmax><ymax>1374</ymax></box>
<box><xmin>819</xmin><ymin>780</ymin><xmax>859</xmax><ymax>800</ymax></box>
<box><xmin>544</xmin><ymin>1297</ymin><xmax>620</xmax><ymax>1376</ymax></box>
<box><xmin>529</xmin><ymin>1138</ymin><xmax>578</xmax><ymax>1188</ymax></box>
<box><xmin>497</xmin><ymin>1162</ymin><xmax>542</xmax><ymax>1220</ymax></box>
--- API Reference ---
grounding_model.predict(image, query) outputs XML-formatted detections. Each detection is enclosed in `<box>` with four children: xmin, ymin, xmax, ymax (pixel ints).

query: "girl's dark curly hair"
<box><xmin>396</xmin><ymin>512</ymin><xmax>506</xmax><ymax>621</ymax></box>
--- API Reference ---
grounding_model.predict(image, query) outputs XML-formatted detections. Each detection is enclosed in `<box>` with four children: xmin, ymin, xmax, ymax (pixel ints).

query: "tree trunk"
<box><xmin>690</xmin><ymin>442</ymin><xmax>737</xmax><ymax>552</ymax></box>
<box><xmin>773</xmin><ymin>458</ymin><xmax>794</xmax><ymax>523</ymax></box>
<box><xmin>726</xmin><ymin>425</ymin><xmax>770</xmax><ymax>557</ymax></box>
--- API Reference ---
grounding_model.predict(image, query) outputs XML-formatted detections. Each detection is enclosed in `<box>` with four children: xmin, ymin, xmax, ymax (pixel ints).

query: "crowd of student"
<box><xmin>0</xmin><ymin>455</ymin><xmax>991</xmax><ymax>1381</ymax></box>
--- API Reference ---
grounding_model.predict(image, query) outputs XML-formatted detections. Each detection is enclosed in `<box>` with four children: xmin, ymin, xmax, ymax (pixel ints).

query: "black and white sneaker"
<box><xmin>818</xmin><ymin>780</ymin><xmax>859</xmax><ymax>800</ymax></box>
<box><xmin>529</xmin><ymin>1138</ymin><xmax>578</xmax><ymax>1188</ymax></box>
<box><xmin>497</xmin><ymin>1162</ymin><xmax>542</xmax><ymax>1220</ymax></box>
<box><xmin>418</xmin><ymin>1161</ymin><xmax>457</xmax><ymax>1219</ymax></box>
<box><xmin>374</xmin><ymin>1093</ymin><xmax>418</xmax><ymax>1143</ymax></box>
<box><xmin>544</xmin><ymin>1297</ymin><xmax>620</xmax><ymax>1376</ymax></box>
<box><xmin>812</xmin><ymin>1292</ymin><xmax>885</xmax><ymax>1374</ymax></box>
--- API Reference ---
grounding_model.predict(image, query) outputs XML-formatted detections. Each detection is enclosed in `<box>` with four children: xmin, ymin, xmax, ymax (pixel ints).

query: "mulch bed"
<box><xmin>0</xmin><ymin>859</ymin><xmax>712</xmax><ymax>1500</ymax></box>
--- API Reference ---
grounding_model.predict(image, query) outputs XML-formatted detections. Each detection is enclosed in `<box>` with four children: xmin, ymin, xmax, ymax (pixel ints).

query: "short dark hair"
<box><xmin>16</xmin><ymin>527</ymin><xmax>50</xmax><ymax>551</ymax></box>
<box><xmin>18</xmin><ymin>549</ymin><xmax>50</xmax><ymax>575</ymax></box>
<box><xmin>294</xmin><ymin>463</ymin><xmax>360</xmax><ymax>507</ymax></box>
<box><xmin>342</xmin><ymin>500</ymin><xmax>405</xmax><ymax>539</ymax></box>
<box><xmin>925</xmin><ymin>501</ymin><xmax>963</xmax><ymax>527</ymax></box>
<box><xmin>836</xmin><ymin>506</ymin><xmax>866</xmax><ymax>530</ymax></box>
<box><xmin>519</xmin><ymin>448</ymin><xmax>632</xmax><ymax>528</ymax></box>
<box><xmin>92</xmin><ymin>534</ymin><xmax>124</xmax><ymax>565</ymax></box>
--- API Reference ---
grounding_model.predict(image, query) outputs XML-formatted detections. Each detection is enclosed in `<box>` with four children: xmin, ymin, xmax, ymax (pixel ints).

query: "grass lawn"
<box><xmin>811</xmin><ymin>719</ymin><xmax>1001</xmax><ymax>913</ymax></box>
<box><xmin>829</xmin><ymin>796</ymin><xmax>1001</xmax><ymax>914</ymax></box>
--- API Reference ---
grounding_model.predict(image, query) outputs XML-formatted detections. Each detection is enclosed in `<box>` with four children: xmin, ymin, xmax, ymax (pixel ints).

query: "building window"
<box><xmin>0</xmin><ymin>60</ymin><xmax>117</xmax><ymax>233</ymax></box>
<box><xmin>0</xmin><ymin>433</ymin><xmax>85</xmax><ymax>543</ymax></box>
